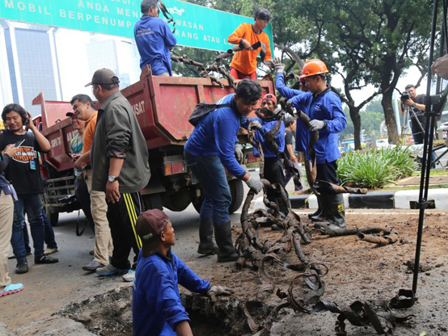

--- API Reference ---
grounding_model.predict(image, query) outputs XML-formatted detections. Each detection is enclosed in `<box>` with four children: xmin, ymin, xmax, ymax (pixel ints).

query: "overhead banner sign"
<box><xmin>0</xmin><ymin>0</ymin><xmax>274</xmax><ymax>53</ymax></box>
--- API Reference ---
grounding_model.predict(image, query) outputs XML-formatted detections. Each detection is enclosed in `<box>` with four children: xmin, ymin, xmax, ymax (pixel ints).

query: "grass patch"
<box><xmin>380</xmin><ymin>184</ymin><xmax>448</xmax><ymax>191</ymax></box>
<box><xmin>412</xmin><ymin>169</ymin><xmax>448</xmax><ymax>176</ymax></box>
<box><xmin>337</xmin><ymin>146</ymin><xmax>415</xmax><ymax>189</ymax></box>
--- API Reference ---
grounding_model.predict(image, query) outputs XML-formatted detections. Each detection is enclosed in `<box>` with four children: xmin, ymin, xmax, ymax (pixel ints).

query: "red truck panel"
<box><xmin>122</xmin><ymin>66</ymin><xmax>274</xmax><ymax>150</ymax></box>
<box><xmin>32</xmin><ymin>92</ymin><xmax>77</xmax><ymax>171</ymax></box>
<box><xmin>34</xmin><ymin>68</ymin><xmax>275</xmax><ymax>171</ymax></box>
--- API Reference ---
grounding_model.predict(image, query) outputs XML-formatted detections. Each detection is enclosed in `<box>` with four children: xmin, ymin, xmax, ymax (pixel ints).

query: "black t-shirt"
<box><xmin>284</xmin><ymin>129</ymin><xmax>294</xmax><ymax>160</ymax></box>
<box><xmin>410</xmin><ymin>94</ymin><xmax>427</xmax><ymax>133</ymax></box>
<box><xmin>0</xmin><ymin>130</ymin><xmax>44</xmax><ymax>195</ymax></box>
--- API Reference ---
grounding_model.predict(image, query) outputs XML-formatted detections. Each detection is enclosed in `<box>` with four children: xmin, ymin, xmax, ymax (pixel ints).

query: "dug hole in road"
<box><xmin>2</xmin><ymin>207</ymin><xmax>448</xmax><ymax>336</ymax></box>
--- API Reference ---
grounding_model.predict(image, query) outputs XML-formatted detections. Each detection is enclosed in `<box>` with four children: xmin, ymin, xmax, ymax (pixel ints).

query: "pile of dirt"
<box><xmin>56</xmin><ymin>211</ymin><xmax>448</xmax><ymax>336</ymax></box>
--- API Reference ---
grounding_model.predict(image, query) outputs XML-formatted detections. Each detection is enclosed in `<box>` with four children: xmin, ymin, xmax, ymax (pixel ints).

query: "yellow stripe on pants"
<box><xmin>123</xmin><ymin>193</ymin><xmax>142</xmax><ymax>249</ymax></box>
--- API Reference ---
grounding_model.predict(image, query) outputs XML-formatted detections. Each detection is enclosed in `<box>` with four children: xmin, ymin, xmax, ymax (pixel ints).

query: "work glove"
<box><xmin>251</xmin><ymin>120</ymin><xmax>263</xmax><ymax>130</ymax></box>
<box><xmin>245</xmin><ymin>176</ymin><xmax>263</xmax><ymax>194</ymax></box>
<box><xmin>272</xmin><ymin>57</ymin><xmax>285</xmax><ymax>73</ymax></box>
<box><xmin>234</xmin><ymin>144</ymin><xmax>244</xmax><ymax>163</ymax></box>
<box><xmin>207</xmin><ymin>285</ymin><xmax>234</xmax><ymax>302</ymax></box>
<box><xmin>309</xmin><ymin>120</ymin><xmax>326</xmax><ymax>131</ymax></box>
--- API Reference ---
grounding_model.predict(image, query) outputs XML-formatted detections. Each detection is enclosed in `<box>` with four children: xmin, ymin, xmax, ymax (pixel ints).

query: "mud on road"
<box><xmin>2</xmin><ymin>210</ymin><xmax>448</xmax><ymax>336</ymax></box>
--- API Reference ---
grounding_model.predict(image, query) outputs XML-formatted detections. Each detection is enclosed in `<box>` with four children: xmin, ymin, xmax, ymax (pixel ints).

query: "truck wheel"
<box><xmin>143</xmin><ymin>193</ymin><xmax>163</xmax><ymax>210</ymax></box>
<box><xmin>46</xmin><ymin>208</ymin><xmax>59</xmax><ymax>227</ymax></box>
<box><xmin>229</xmin><ymin>179</ymin><xmax>244</xmax><ymax>214</ymax></box>
<box><xmin>192</xmin><ymin>197</ymin><xmax>203</xmax><ymax>214</ymax></box>
<box><xmin>192</xmin><ymin>180</ymin><xmax>244</xmax><ymax>215</ymax></box>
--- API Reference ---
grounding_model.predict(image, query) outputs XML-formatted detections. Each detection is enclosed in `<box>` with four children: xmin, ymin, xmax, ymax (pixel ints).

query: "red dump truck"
<box><xmin>33</xmin><ymin>67</ymin><xmax>274</xmax><ymax>225</ymax></box>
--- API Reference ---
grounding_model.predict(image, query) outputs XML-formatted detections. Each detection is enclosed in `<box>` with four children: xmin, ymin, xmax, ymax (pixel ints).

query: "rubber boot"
<box><xmin>309</xmin><ymin>194</ymin><xmax>326</xmax><ymax>221</ymax></box>
<box><xmin>197</xmin><ymin>219</ymin><xmax>219</xmax><ymax>255</ymax></box>
<box><xmin>214</xmin><ymin>221</ymin><xmax>239</xmax><ymax>262</ymax></box>
<box><xmin>315</xmin><ymin>194</ymin><xmax>347</xmax><ymax>230</ymax></box>
<box><xmin>327</xmin><ymin>194</ymin><xmax>347</xmax><ymax>229</ymax></box>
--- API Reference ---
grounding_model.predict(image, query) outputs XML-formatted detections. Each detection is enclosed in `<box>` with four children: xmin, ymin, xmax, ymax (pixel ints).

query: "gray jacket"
<box><xmin>91</xmin><ymin>90</ymin><xmax>150</xmax><ymax>193</ymax></box>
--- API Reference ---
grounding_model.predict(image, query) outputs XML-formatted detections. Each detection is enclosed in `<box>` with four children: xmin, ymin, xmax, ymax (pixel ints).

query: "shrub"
<box><xmin>337</xmin><ymin>146</ymin><xmax>415</xmax><ymax>189</ymax></box>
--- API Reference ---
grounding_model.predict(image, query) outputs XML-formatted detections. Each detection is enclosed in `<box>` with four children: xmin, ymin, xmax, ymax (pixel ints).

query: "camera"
<box><xmin>401</xmin><ymin>91</ymin><xmax>411</xmax><ymax>101</ymax></box>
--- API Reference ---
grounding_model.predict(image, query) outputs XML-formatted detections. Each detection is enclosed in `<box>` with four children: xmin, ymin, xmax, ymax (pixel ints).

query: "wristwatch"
<box><xmin>108</xmin><ymin>175</ymin><xmax>118</xmax><ymax>182</ymax></box>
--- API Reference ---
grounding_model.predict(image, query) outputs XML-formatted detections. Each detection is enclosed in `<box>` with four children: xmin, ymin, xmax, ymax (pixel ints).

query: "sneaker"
<box><xmin>82</xmin><ymin>260</ymin><xmax>105</xmax><ymax>272</ymax></box>
<box><xmin>122</xmin><ymin>270</ymin><xmax>135</xmax><ymax>282</ymax></box>
<box><xmin>15</xmin><ymin>260</ymin><xmax>28</xmax><ymax>274</ymax></box>
<box><xmin>0</xmin><ymin>283</ymin><xmax>24</xmax><ymax>297</ymax></box>
<box><xmin>96</xmin><ymin>264</ymin><xmax>129</xmax><ymax>276</ymax></box>
<box><xmin>35</xmin><ymin>255</ymin><xmax>59</xmax><ymax>264</ymax></box>
<box><xmin>44</xmin><ymin>247</ymin><xmax>59</xmax><ymax>255</ymax></box>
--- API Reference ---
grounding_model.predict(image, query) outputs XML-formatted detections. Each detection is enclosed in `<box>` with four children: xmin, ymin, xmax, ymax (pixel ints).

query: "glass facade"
<box><xmin>14</xmin><ymin>28</ymin><xmax>57</xmax><ymax>116</ymax></box>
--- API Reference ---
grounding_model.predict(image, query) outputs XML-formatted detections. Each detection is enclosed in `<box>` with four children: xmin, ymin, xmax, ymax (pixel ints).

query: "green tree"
<box><xmin>294</xmin><ymin>0</ymin><xmax>432</xmax><ymax>147</ymax></box>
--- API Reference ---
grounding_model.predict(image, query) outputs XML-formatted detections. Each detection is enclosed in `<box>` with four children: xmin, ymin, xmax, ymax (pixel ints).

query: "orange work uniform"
<box><xmin>228</xmin><ymin>23</ymin><xmax>272</xmax><ymax>76</ymax></box>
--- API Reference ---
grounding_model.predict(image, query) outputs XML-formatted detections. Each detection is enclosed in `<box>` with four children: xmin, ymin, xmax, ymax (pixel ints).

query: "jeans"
<box><xmin>23</xmin><ymin>209</ymin><xmax>58</xmax><ymax>251</ymax></box>
<box><xmin>11</xmin><ymin>194</ymin><xmax>45</xmax><ymax>261</ymax></box>
<box><xmin>184</xmin><ymin>151</ymin><xmax>232</xmax><ymax>226</ymax></box>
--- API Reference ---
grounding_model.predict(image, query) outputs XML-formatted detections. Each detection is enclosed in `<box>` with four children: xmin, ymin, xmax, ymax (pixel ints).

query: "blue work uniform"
<box><xmin>275</xmin><ymin>73</ymin><xmax>310</xmax><ymax>153</ymax></box>
<box><xmin>134</xmin><ymin>15</ymin><xmax>177</xmax><ymax>76</ymax></box>
<box><xmin>184</xmin><ymin>93</ymin><xmax>245</xmax><ymax>225</ymax></box>
<box><xmin>244</xmin><ymin>117</ymin><xmax>286</xmax><ymax>158</ymax></box>
<box><xmin>132</xmin><ymin>250</ymin><xmax>210</xmax><ymax>336</ymax></box>
<box><xmin>276</xmin><ymin>73</ymin><xmax>346</xmax><ymax>164</ymax></box>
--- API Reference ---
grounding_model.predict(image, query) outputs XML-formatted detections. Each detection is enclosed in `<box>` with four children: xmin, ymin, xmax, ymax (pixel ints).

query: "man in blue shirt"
<box><xmin>245</xmin><ymin>94</ymin><xmax>287</xmax><ymax>215</ymax></box>
<box><xmin>134</xmin><ymin>0</ymin><xmax>177</xmax><ymax>76</ymax></box>
<box><xmin>274</xmin><ymin>58</ymin><xmax>347</xmax><ymax>229</ymax></box>
<box><xmin>184</xmin><ymin>79</ymin><xmax>264</xmax><ymax>262</ymax></box>
<box><xmin>132</xmin><ymin>209</ymin><xmax>233</xmax><ymax>336</ymax></box>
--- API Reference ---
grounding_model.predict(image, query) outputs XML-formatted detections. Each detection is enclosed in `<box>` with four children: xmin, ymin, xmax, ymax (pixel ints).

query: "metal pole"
<box><xmin>412</xmin><ymin>0</ymin><xmax>444</xmax><ymax>295</ymax></box>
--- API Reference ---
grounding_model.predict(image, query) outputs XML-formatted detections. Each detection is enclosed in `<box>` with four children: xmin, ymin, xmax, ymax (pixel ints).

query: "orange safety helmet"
<box><xmin>299</xmin><ymin>59</ymin><xmax>329</xmax><ymax>79</ymax></box>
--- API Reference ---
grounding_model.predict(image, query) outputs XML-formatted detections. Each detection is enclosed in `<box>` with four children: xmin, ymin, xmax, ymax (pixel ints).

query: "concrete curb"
<box><xmin>289</xmin><ymin>188</ymin><xmax>448</xmax><ymax>210</ymax></box>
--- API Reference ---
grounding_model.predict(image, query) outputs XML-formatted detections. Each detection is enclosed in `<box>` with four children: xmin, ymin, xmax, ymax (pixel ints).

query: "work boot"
<box><xmin>309</xmin><ymin>194</ymin><xmax>326</xmax><ymax>221</ymax></box>
<box><xmin>316</xmin><ymin>194</ymin><xmax>347</xmax><ymax>230</ymax></box>
<box><xmin>214</xmin><ymin>221</ymin><xmax>238</xmax><ymax>262</ymax></box>
<box><xmin>197</xmin><ymin>219</ymin><xmax>219</xmax><ymax>255</ymax></box>
<box><xmin>328</xmin><ymin>194</ymin><xmax>347</xmax><ymax>228</ymax></box>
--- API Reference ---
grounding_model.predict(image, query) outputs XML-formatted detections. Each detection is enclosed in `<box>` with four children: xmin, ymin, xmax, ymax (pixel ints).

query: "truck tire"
<box><xmin>192</xmin><ymin>196</ymin><xmax>203</xmax><ymax>214</ymax></box>
<box><xmin>192</xmin><ymin>179</ymin><xmax>245</xmax><ymax>215</ymax></box>
<box><xmin>46</xmin><ymin>207</ymin><xmax>59</xmax><ymax>227</ymax></box>
<box><xmin>143</xmin><ymin>193</ymin><xmax>163</xmax><ymax>211</ymax></box>
<box><xmin>229</xmin><ymin>179</ymin><xmax>244</xmax><ymax>214</ymax></box>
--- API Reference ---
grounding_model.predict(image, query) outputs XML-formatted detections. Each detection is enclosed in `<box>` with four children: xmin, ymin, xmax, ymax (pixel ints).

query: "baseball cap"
<box><xmin>85</xmin><ymin>68</ymin><xmax>120</xmax><ymax>87</ymax></box>
<box><xmin>262</xmin><ymin>93</ymin><xmax>277</xmax><ymax>105</ymax></box>
<box><xmin>66</xmin><ymin>111</ymin><xmax>75</xmax><ymax>118</ymax></box>
<box><xmin>137</xmin><ymin>209</ymin><xmax>169</xmax><ymax>257</ymax></box>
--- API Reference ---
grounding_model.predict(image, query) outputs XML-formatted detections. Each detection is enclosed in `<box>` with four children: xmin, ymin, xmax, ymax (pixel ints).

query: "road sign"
<box><xmin>0</xmin><ymin>0</ymin><xmax>274</xmax><ymax>53</ymax></box>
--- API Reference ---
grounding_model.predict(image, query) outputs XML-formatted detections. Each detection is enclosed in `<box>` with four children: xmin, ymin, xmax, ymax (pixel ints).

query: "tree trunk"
<box><xmin>381</xmin><ymin>92</ymin><xmax>399</xmax><ymax>144</ymax></box>
<box><xmin>349</xmin><ymin>106</ymin><xmax>362</xmax><ymax>150</ymax></box>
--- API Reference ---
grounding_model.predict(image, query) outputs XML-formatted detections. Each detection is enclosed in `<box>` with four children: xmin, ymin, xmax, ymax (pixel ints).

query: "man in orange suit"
<box><xmin>227</xmin><ymin>8</ymin><xmax>273</xmax><ymax>79</ymax></box>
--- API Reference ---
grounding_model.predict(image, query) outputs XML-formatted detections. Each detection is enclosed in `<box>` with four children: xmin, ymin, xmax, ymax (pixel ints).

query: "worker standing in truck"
<box><xmin>184</xmin><ymin>79</ymin><xmax>264</xmax><ymax>262</ymax></box>
<box><xmin>227</xmin><ymin>8</ymin><xmax>273</xmax><ymax>80</ymax></box>
<box><xmin>86</xmin><ymin>68</ymin><xmax>150</xmax><ymax>282</ymax></box>
<box><xmin>135</xmin><ymin>0</ymin><xmax>177</xmax><ymax>76</ymax></box>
